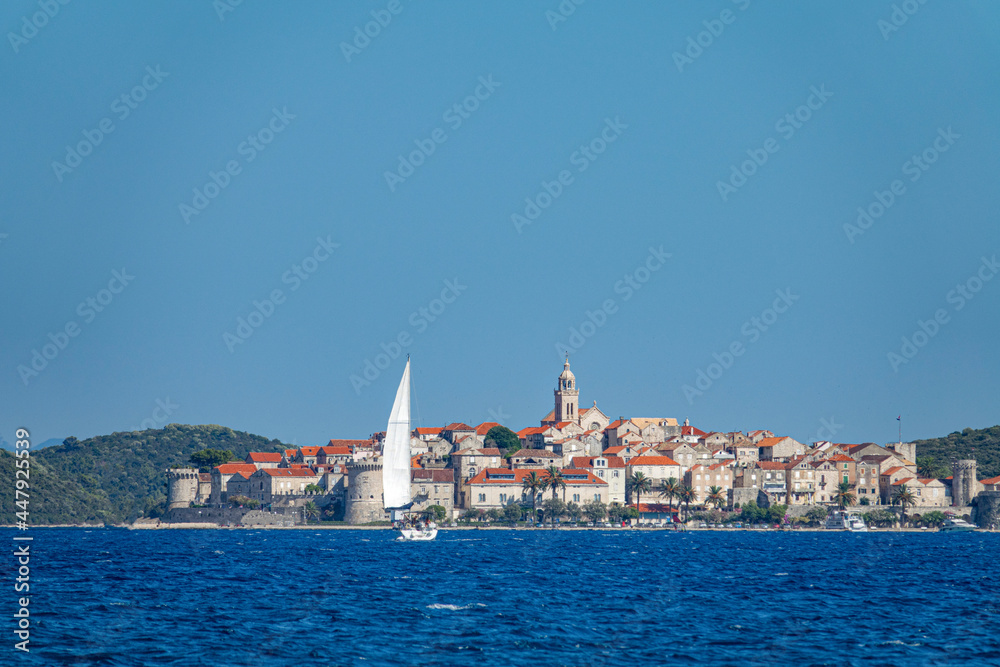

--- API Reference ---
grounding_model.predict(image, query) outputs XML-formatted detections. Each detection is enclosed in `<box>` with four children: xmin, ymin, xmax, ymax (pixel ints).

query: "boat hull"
<box><xmin>397</xmin><ymin>528</ymin><xmax>438</xmax><ymax>541</ymax></box>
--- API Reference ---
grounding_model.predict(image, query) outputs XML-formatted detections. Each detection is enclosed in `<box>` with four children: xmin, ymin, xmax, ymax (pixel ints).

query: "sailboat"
<box><xmin>383</xmin><ymin>357</ymin><xmax>437</xmax><ymax>541</ymax></box>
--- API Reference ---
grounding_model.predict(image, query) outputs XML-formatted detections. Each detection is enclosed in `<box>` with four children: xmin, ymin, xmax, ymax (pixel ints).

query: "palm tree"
<box><xmin>303</xmin><ymin>501</ymin><xmax>319</xmax><ymax>523</ymax></box>
<box><xmin>891</xmin><ymin>484</ymin><xmax>916</xmax><ymax>526</ymax></box>
<box><xmin>543</xmin><ymin>466</ymin><xmax>567</xmax><ymax>501</ymax></box>
<box><xmin>659</xmin><ymin>477</ymin><xmax>681</xmax><ymax>523</ymax></box>
<box><xmin>833</xmin><ymin>481</ymin><xmax>857</xmax><ymax>510</ymax></box>
<box><xmin>678</xmin><ymin>485</ymin><xmax>697</xmax><ymax>523</ymax></box>
<box><xmin>628</xmin><ymin>471</ymin><xmax>652</xmax><ymax>523</ymax></box>
<box><xmin>522</xmin><ymin>471</ymin><xmax>545</xmax><ymax>523</ymax></box>
<box><xmin>705</xmin><ymin>485</ymin><xmax>725</xmax><ymax>510</ymax></box>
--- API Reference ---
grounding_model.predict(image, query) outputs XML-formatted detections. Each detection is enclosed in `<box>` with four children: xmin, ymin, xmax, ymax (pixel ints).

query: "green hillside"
<box><xmin>912</xmin><ymin>425</ymin><xmax>1000</xmax><ymax>480</ymax></box>
<box><xmin>0</xmin><ymin>424</ymin><xmax>288</xmax><ymax>525</ymax></box>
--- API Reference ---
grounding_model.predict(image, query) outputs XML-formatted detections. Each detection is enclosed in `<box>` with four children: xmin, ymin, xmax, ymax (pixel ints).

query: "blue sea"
<box><xmin>7</xmin><ymin>528</ymin><xmax>1000</xmax><ymax>666</ymax></box>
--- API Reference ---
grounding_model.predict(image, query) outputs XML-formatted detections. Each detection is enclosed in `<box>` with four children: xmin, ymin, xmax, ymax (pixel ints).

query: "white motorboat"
<box><xmin>939</xmin><ymin>517</ymin><xmax>976</xmax><ymax>532</ymax></box>
<box><xmin>383</xmin><ymin>358</ymin><xmax>437</xmax><ymax>542</ymax></box>
<box><xmin>824</xmin><ymin>510</ymin><xmax>868</xmax><ymax>532</ymax></box>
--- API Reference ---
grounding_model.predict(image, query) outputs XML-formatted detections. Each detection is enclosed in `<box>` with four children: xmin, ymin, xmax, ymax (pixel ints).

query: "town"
<box><xmin>163</xmin><ymin>358</ymin><xmax>1000</xmax><ymax>529</ymax></box>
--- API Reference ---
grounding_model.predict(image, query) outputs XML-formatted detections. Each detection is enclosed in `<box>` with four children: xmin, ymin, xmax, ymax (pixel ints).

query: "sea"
<box><xmin>6</xmin><ymin>528</ymin><xmax>999</xmax><ymax>666</ymax></box>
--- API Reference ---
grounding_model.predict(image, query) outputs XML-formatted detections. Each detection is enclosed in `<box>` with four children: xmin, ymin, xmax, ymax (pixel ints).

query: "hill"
<box><xmin>0</xmin><ymin>424</ymin><xmax>288</xmax><ymax>525</ymax></box>
<box><xmin>912</xmin><ymin>425</ymin><xmax>1000</xmax><ymax>480</ymax></box>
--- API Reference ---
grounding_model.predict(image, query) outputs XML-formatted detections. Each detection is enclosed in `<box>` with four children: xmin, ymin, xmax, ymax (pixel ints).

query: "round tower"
<box><xmin>166</xmin><ymin>468</ymin><xmax>199</xmax><ymax>510</ymax></box>
<box><xmin>952</xmin><ymin>459</ymin><xmax>978</xmax><ymax>507</ymax></box>
<box><xmin>345</xmin><ymin>461</ymin><xmax>386</xmax><ymax>524</ymax></box>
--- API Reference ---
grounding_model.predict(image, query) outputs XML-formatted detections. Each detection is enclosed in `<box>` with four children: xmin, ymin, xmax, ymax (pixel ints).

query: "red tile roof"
<box><xmin>443</xmin><ymin>422</ymin><xmax>474</xmax><ymax>431</ymax></box>
<box><xmin>756</xmin><ymin>461</ymin><xmax>789</xmax><ymax>470</ymax></box>
<box><xmin>892</xmin><ymin>477</ymin><xmax>914</xmax><ymax>485</ymax></box>
<box><xmin>327</xmin><ymin>438</ymin><xmax>373</xmax><ymax>449</ymax></box>
<box><xmin>413</xmin><ymin>427</ymin><xmax>442</xmax><ymax>435</ymax></box>
<box><xmin>214</xmin><ymin>463</ymin><xmax>259</xmax><ymax>476</ymax></box>
<box><xmin>571</xmin><ymin>456</ymin><xmax>626</xmax><ymax>469</ymax></box>
<box><xmin>297</xmin><ymin>446</ymin><xmax>320</xmax><ymax>456</ymax></box>
<box><xmin>247</xmin><ymin>452</ymin><xmax>283</xmax><ymax>462</ymax></box>
<box><xmin>981</xmin><ymin>475</ymin><xmax>1000</xmax><ymax>485</ymax></box>
<box><xmin>468</xmin><ymin>468</ymin><xmax>606</xmax><ymax>486</ymax></box>
<box><xmin>284</xmin><ymin>449</ymin><xmax>297</xmax><ymax>457</ymax></box>
<box><xmin>636</xmin><ymin>503</ymin><xmax>679</xmax><ymax>514</ymax></box>
<box><xmin>475</xmin><ymin>422</ymin><xmax>501</xmax><ymax>435</ymax></box>
<box><xmin>682</xmin><ymin>425</ymin><xmax>707</xmax><ymax>437</ymax></box>
<box><xmin>412</xmin><ymin>468</ymin><xmax>454</xmax><ymax>483</ymax></box>
<box><xmin>883</xmin><ymin>466</ymin><xmax>906</xmax><ymax>476</ymax></box>
<box><xmin>827</xmin><ymin>454</ymin><xmax>854</xmax><ymax>462</ymax></box>
<box><xmin>628</xmin><ymin>455</ymin><xmax>681</xmax><ymax>467</ymax></box>
<box><xmin>260</xmin><ymin>468</ymin><xmax>318</xmax><ymax>477</ymax></box>
<box><xmin>320</xmin><ymin>446</ymin><xmax>352</xmax><ymax>456</ymax></box>
<box><xmin>517</xmin><ymin>426</ymin><xmax>548</xmax><ymax>437</ymax></box>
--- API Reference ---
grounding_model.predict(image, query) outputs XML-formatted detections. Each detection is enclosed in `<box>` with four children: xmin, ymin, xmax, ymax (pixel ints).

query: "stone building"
<box><xmin>344</xmin><ymin>460</ymin><xmax>385</xmax><ymax>524</ymax></box>
<box><xmin>410</xmin><ymin>468</ymin><xmax>455</xmax><ymax>517</ymax></box>
<box><xmin>166</xmin><ymin>468</ymin><xmax>211</xmax><ymax>509</ymax></box>
<box><xmin>951</xmin><ymin>459</ymin><xmax>980</xmax><ymax>507</ymax></box>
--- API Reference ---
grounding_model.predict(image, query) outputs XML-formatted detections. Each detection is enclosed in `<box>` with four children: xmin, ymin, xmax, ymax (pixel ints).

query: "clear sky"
<box><xmin>3</xmin><ymin>1</ymin><xmax>998</xmax><ymax>448</ymax></box>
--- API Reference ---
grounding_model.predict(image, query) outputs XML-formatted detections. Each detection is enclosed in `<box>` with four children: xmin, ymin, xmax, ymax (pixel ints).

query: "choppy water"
<box><xmin>7</xmin><ymin>528</ymin><xmax>1000</xmax><ymax>666</ymax></box>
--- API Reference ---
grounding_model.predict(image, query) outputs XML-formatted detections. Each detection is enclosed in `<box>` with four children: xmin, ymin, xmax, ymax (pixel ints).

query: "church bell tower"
<box><xmin>554</xmin><ymin>356</ymin><xmax>579</xmax><ymax>424</ymax></box>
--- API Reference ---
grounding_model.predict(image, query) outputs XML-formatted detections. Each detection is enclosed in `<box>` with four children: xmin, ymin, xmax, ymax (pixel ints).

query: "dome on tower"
<box><xmin>558</xmin><ymin>357</ymin><xmax>575</xmax><ymax>388</ymax></box>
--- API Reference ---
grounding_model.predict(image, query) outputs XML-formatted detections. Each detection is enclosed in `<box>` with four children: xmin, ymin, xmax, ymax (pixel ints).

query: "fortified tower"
<box><xmin>344</xmin><ymin>460</ymin><xmax>386</xmax><ymax>524</ymax></box>
<box><xmin>951</xmin><ymin>459</ymin><xmax>979</xmax><ymax>507</ymax></box>
<box><xmin>166</xmin><ymin>467</ymin><xmax>199</xmax><ymax>510</ymax></box>
<box><xmin>554</xmin><ymin>356</ymin><xmax>579</xmax><ymax>424</ymax></box>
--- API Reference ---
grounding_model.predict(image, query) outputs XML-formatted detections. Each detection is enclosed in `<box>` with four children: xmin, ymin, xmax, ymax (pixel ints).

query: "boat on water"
<box><xmin>383</xmin><ymin>358</ymin><xmax>437</xmax><ymax>542</ymax></box>
<box><xmin>824</xmin><ymin>510</ymin><xmax>868</xmax><ymax>532</ymax></box>
<box><xmin>939</xmin><ymin>517</ymin><xmax>976</xmax><ymax>532</ymax></box>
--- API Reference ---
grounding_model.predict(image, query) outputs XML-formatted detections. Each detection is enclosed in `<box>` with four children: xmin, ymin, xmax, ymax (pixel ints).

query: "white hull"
<box><xmin>825</xmin><ymin>511</ymin><xmax>868</xmax><ymax>532</ymax></box>
<box><xmin>397</xmin><ymin>528</ymin><xmax>438</xmax><ymax>541</ymax></box>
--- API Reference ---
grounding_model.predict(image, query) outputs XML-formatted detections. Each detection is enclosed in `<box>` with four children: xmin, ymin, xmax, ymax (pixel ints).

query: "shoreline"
<box><xmin>1</xmin><ymin>524</ymin><xmax>990</xmax><ymax>533</ymax></box>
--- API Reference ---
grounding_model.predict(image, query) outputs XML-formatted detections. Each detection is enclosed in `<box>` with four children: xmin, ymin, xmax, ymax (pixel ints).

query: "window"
<box><xmin>499</xmin><ymin>493</ymin><xmax>507</xmax><ymax>503</ymax></box>
<box><xmin>573</xmin><ymin>494</ymin><xmax>580</xmax><ymax>502</ymax></box>
<box><xmin>478</xmin><ymin>493</ymin><xmax>486</xmax><ymax>502</ymax></box>
<box><xmin>594</xmin><ymin>493</ymin><xmax>601</xmax><ymax>501</ymax></box>
<box><xmin>613</xmin><ymin>471</ymin><xmax>619</xmax><ymax>478</ymax></box>
<box><xmin>860</xmin><ymin>488</ymin><xmax>866</xmax><ymax>494</ymax></box>
<box><xmin>843</xmin><ymin>463</ymin><xmax>849</xmax><ymax>469</ymax></box>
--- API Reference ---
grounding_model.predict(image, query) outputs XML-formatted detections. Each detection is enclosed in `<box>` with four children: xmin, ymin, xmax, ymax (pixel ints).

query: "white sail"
<box><xmin>382</xmin><ymin>358</ymin><xmax>411</xmax><ymax>510</ymax></box>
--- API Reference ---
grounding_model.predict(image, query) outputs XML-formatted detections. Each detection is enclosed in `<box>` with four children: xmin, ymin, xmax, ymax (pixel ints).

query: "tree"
<box><xmin>891</xmin><ymin>484</ymin><xmax>916</xmax><ymax>525</ymax></box>
<box><xmin>566</xmin><ymin>502</ymin><xmax>584</xmax><ymax>523</ymax></box>
<box><xmin>705</xmin><ymin>485</ymin><xmax>725</xmax><ymax>510</ymax></box>
<box><xmin>189</xmin><ymin>448</ymin><xmax>236</xmax><ymax>471</ymax></box>
<box><xmin>805</xmin><ymin>506</ymin><xmax>829</xmax><ymax>526</ymax></box>
<box><xmin>304</xmin><ymin>483</ymin><xmax>323</xmax><ymax>494</ymax></box>
<box><xmin>227</xmin><ymin>495</ymin><xmax>259</xmax><ymax>509</ymax></box>
<box><xmin>833</xmin><ymin>481</ymin><xmax>857</xmax><ymax>510</ymax></box>
<box><xmin>922</xmin><ymin>510</ymin><xmax>946</xmax><ymax>528</ymax></box>
<box><xmin>862</xmin><ymin>508</ymin><xmax>896</xmax><ymax>527</ymax></box>
<box><xmin>766</xmin><ymin>504</ymin><xmax>788</xmax><ymax>525</ymax></box>
<box><xmin>424</xmin><ymin>504</ymin><xmax>447</xmax><ymax>522</ymax></box>
<box><xmin>740</xmin><ymin>500</ymin><xmax>765</xmax><ymax>524</ymax></box>
<box><xmin>303</xmin><ymin>501</ymin><xmax>319</xmax><ymax>522</ymax></box>
<box><xmin>859</xmin><ymin>496</ymin><xmax>871</xmax><ymax>506</ymax></box>
<box><xmin>541</xmin><ymin>498</ymin><xmax>566</xmax><ymax>523</ymax></box>
<box><xmin>543</xmin><ymin>466</ymin><xmax>567</xmax><ymax>501</ymax></box>
<box><xmin>678</xmin><ymin>485</ymin><xmax>697</xmax><ymax>522</ymax></box>
<box><xmin>486</xmin><ymin>507</ymin><xmax>503</xmax><ymax>523</ymax></box>
<box><xmin>486</xmin><ymin>426</ymin><xmax>521</xmax><ymax>456</ymax></box>
<box><xmin>607</xmin><ymin>503</ymin><xmax>626</xmax><ymax>524</ymax></box>
<box><xmin>521</xmin><ymin>471</ymin><xmax>545</xmax><ymax>522</ymax></box>
<box><xmin>582</xmin><ymin>499</ymin><xmax>607</xmax><ymax>523</ymax></box>
<box><xmin>502</xmin><ymin>503</ymin><xmax>523</xmax><ymax>523</ymax></box>
<box><xmin>659</xmin><ymin>477</ymin><xmax>681</xmax><ymax>522</ymax></box>
<box><xmin>628</xmin><ymin>471</ymin><xmax>653</xmax><ymax>517</ymax></box>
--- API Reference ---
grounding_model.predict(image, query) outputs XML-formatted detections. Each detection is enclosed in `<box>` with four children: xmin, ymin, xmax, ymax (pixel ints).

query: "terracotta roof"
<box><xmin>892</xmin><ymin>477</ymin><xmax>914</xmax><ymax>486</ymax></box>
<box><xmin>411</xmin><ymin>455</ymin><xmax>422</xmax><ymax>469</ymax></box>
<box><xmin>320</xmin><ymin>446</ymin><xmax>352</xmax><ymax>456</ymax></box>
<box><xmin>284</xmin><ymin>449</ymin><xmax>297</xmax><ymax>457</ymax></box>
<box><xmin>628</xmin><ymin>455</ymin><xmax>681</xmax><ymax>467</ymax></box>
<box><xmin>298</xmin><ymin>447</ymin><xmax>320</xmax><ymax>456</ymax></box>
<box><xmin>468</xmin><ymin>468</ymin><xmax>606</xmax><ymax>486</ymax></box>
<box><xmin>757</xmin><ymin>437</ymin><xmax>789</xmax><ymax>448</ymax></box>
<box><xmin>475</xmin><ymin>422</ymin><xmax>501</xmax><ymax>435</ymax></box>
<box><xmin>981</xmin><ymin>475</ymin><xmax>1000</xmax><ymax>485</ymax></box>
<box><xmin>214</xmin><ymin>463</ymin><xmax>259</xmax><ymax>476</ymax></box>
<box><xmin>327</xmin><ymin>439</ymin><xmax>372</xmax><ymax>448</ymax></box>
<box><xmin>518</xmin><ymin>426</ymin><xmax>549</xmax><ymax>437</ymax></box>
<box><xmin>827</xmin><ymin>454</ymin><xmax>854</xmax><ymax>462</ymax></box>
<box><xmin>412</xmin><ymin>469</ymin><xmax>454</xmax><ymax>483</ymax></box>
<box><xmin>756</xmin><ymin>461</ymin><xmax>789</xmax><ymax>470</ymax></box>
<box><xmin>682</xmin><ymin>425</ymin><xmax>707</xmax><ymax>437</ymax></box>
<box><xmin>510</xmin><ymin>449</ymin><xmax>559</xmax><ymax>459</ymax></box>
<box><xmin>259</xmin><ymin>468</ymin><xmax>317</xmax><ymax>477</ymax></box>
<box><xmin>636</xmin><ymin>503</ymin><xmax>679</xmax><ymax>514</ymax></box>
<box><xmin>413</xmin><ymin>427</ymin><xmax>442</xmax><ymax>435</ymax></box>
<box><xmin>443</xmin><ymin>422</ymin><xmax>474</xmax><ymax>431</ymax></box>
<box><xmin>247</xmin><ymin>452</ymin><xmax>283</xmax><ymax>462</ymax></box>
<box><xmin>883</xmin><ymin>466</ymin><xmax>906</xmax><ymax>476</ymax></box>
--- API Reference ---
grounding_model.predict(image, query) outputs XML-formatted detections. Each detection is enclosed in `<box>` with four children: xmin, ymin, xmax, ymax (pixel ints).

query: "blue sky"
<box><xmin>3</xmin><ymin>1</ymin><xmax>998</xmax><ymax>448</ymax></box>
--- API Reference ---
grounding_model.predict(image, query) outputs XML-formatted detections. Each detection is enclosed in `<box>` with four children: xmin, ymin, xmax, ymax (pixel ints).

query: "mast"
<box><xmin>382</xmin><ymin>358</ymin><xmax>412</xmax><ymax>510</ymax></box>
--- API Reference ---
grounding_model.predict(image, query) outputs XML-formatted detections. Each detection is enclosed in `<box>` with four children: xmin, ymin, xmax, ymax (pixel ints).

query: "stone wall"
<box><xmin>164</xmin><ymin>506</ymin><xmax>303</xmax><ymax>526</ymax></box>
<box><xmin>972</xmin><ymin>491</ymin><xmax>1000</xmax><ymax>528</ymax></box>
